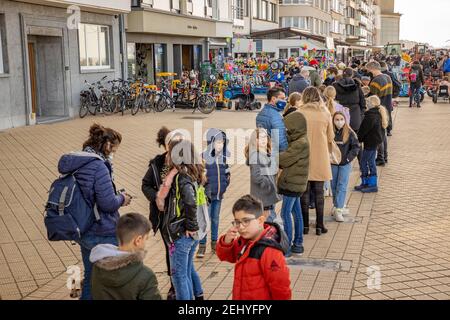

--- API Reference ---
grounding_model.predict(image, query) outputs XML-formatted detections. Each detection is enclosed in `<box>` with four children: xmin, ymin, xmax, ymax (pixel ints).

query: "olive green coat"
<box><xmin>278</xmin><ymin>111</ymin><xmax>310</xmax><ymax>196</ymax></box>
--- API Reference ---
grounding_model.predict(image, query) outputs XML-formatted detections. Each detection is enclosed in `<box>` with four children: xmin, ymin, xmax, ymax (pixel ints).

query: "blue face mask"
<box><xmin>275</xmin><ymin>100</ymin><xmax>287</xmax><ymax>111</ymax></box>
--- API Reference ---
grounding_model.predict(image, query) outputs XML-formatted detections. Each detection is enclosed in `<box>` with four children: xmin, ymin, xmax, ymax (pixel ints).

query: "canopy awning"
<box><xmin>249</xmin><ymin>27</ymin><xmax>350</xmax><ymax>47</ymax></box>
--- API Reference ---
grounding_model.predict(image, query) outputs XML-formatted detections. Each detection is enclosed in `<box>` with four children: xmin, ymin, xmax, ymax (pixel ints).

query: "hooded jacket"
<box><xmin>256</xmin><ymin>104</ymin><xmax>289</xmax><ymax>152</ymax></box>
<box><xmin>288</xmin><ymin>74</ymin><xmax>309</xmax><ymax>95</ymax></box>
<box><xmin>203</xmin><ymin>129</ymin><xmax>230</xmax><ymax>201</ymax></box>
<box><xmin>58</xmin><ymin>151</ymin><xmax>124</xmax><ymax>237</ymax></box>
<box><xmin>333</xmin><ymin>77</ymin><xmax>366</xmax><ymax>131</ymax></box>
<box><xmin>357</xmin><ymin>106</ymin><xmax>384</xmax><ymax>149</ymax></box>
<box><xmin>216</xmin><ymin>222</ymin><xmax>291</xmax><ymax>300</ymax></box>
<box><xmin>409</xmin><ymin>63</ymin><xmax>425</xmax><ymax>86</ymax></box>
<box><xmin>142</xmin><ymin>153</ymin><xmax>167</xmax><ymax>234</ymax></box>
<box><xmin>278</xmin><ymin>111</ymin><xmax>310</xmax><ymax>196</ymax></box>
<box><xmin>90</xmin><ymin>244</ymin><xmax>162</xmax><ymax>300</ymax></box>
<box><xmin>333</xmin><ymin>128</ymin><xmax>361</xmax><ymax>166</ymax></box>
<box><xmin>247</xmin><ymin>151</ymin><xmax>281</xmax><ymax>208</ymax></box>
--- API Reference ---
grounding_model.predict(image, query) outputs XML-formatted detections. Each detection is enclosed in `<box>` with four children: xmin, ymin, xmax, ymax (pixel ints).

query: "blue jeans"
<box><xmin>200</xmin><ymin>199</ymin><xmax>222</xmax><ymax>245</ymax></box>
<box><xmin>280</xmin><ymin>196</ymin><xmax>303</xmax><ymax>249</ymax></box>
<box><xmin>170</xmin><ymin>235</ymin><xmax>203</xmax><ymax>300</ymax></box>
<box><xmin>266</xmin><ymin>207</ymin><xmax>277</xmax><ymax>223</ymax></box>
<box><xmin>331</xmin><ymin>163</ymin><xmax>352</xmax><ymax>209</ymax></box>
<box><xmin>360</xmin><ymin>148</ymin><xmax>377</xmax><ymax>178</ymax></box>
<box><xmin>410</xmin><ymin>85</ymin><xmax>421</xmax><ymax>106</ymax></box>
<box><xmin>79</xmin><ymin>234</ymin><xmax>118</xmax><ymax>300</ymax></box>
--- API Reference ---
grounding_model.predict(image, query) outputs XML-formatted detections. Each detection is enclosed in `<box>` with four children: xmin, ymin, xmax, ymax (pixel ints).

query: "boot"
<box><xmin>315</xmin><ymin>211</ymin><xmax>328</xmax><ymax>236</ymax></box>
<box><xmin>361</xmin><ymin>176</ymin><xmax>379</xmax><ymax>193</ymax></box>
<box><xmin>167</xmin><ymin>286</ymin><xmax>176</xmax><ymax>300</ymax></box>
<box><xmin>196</xmin><ymin>244</ymin><xmax>206</xmax><ymax>258</ymax></box>
<box><xmin>354</xmin><ymin>177</ymin><xmax>368</xmax><ymax>191</ymax></box>
<box><xmin>302</xmin><ymin>209</ymin><xmax>309</xmax><ymax>235</ymax></box>
<box><xmin>211</xmin><ymin>241</ymin><xmax>217</xmax><ymax>254</ymax></box>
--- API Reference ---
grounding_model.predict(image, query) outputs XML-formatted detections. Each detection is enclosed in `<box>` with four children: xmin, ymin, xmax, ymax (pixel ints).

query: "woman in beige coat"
<box><xmin>298</xmin><ymin>87</ymin><xmax>335</xmax><ymax>236</ymax></box>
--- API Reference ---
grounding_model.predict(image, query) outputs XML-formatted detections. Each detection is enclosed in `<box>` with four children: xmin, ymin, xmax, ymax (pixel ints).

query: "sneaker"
<box><xmin>211</xmin><ymin>241</ymin><xmax>217</xmax><ymax>254</ymax></box>
<box><xmin>196</xmin><ymin>244</ymin><xmax>206</xmax><ymax>258</ymax></box>
<box><xmin>285</xmin><ymin>250</ymin><xmax>292</xmax><ymax>258</ymax></box>
<box><xmin>291</xmin><ymin>244</ymin><xmax>304</xmax><ymax>255</ymax></box>
<box><xmin>342</xmin><ymin>207</ymin><xmax>350</xmax><ymax>216</ymax></box>
<box><xmin>335</xmin><ymin>209</ymin><xmax>345</xmax><ymax>222</ymax></box>
<box><xmin>330</xmin><ymin>207</ymin><xmax>336</xmax><ymax>216</ymax></box>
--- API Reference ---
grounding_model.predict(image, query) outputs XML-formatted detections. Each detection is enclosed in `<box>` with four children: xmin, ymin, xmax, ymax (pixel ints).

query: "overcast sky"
<box><xmin>395</xmin><ymin>0</ymin><xmax>450</xmax><ymax>47</ymax></box>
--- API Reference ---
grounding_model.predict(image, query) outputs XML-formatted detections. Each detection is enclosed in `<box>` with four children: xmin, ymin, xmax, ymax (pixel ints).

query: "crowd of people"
<box><xmin>56</xmin><ymin>51</ymin><xmax>443</xmax><ymax>301</ymax></box>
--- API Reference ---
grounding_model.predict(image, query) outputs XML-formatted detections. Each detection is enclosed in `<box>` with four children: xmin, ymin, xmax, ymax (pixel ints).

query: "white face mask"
<box><xmin>334</xmin><ymin>120</ymin><xmax>345</xmax><ymax>129</ymax></box>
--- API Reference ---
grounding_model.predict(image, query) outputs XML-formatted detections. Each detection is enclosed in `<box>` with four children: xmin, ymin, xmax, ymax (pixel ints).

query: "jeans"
<box><xmin>360</xmin><ymin>148</ymin><xmax>377</xmax><ymax>178</ymax></box>
<box><xmin>170</xmin><ymin>235</ymin><xmax>203</xmax><ymax>300</ymax></box>
<box><xmin>267</xmin><ymin>208</ymin><xmax>277</xmax><ymax>223</ymax></box>
<box><xmin>410</xmin><ymin>85</ymin><xmax>422</xmax><ymax>106</ymax></box>
<box><xmin>376</xmin><ymin>132</ymin><xmax>388</xmax><ymax>162</ymax></box>
<box><xmin>200</xmin><ymin>199</ymin><xmax>222</xmax><ymax>245</ymax></box>
<box><xmin>280</xmin><ymin>196</ymin><xmax>303</xmax><ymax>249</ymax></box>
<box><xmin>331</xmin><ymin>163</ymin><xmax>352</xmax><ymax>209</ymax></box>
<box><xmin>79</xmin><ymin>234</ymin><xmax>118</xmax><ymax>300</ymax></box>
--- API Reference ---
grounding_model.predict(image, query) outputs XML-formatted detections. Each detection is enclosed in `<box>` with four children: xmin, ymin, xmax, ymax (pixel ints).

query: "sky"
<box><xmin>395</xmin><ymin>0</ymin><xmax>450</xmax><ymax>48</ymax></box>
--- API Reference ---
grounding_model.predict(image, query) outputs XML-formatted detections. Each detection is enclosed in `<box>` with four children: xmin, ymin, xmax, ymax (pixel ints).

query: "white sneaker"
<box><xmin>335</xmin><ymin>209</ymin><xmax>345</xmax><ymax>222</ymax></box>
<box><xmin>342</xmin><ymin>207</ymin><xmax>350</xmax><ymax>216</ymax></box>
<box><xmin>330</xmin><ymin>207</ymin><xmax>336</xmax><ymax>216</ymax></box>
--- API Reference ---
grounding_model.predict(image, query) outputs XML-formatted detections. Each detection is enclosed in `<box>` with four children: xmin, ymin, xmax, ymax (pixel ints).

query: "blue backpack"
<box><xmin>44</xmin><ymin>154</ymin><xmax>102</xmax><ymax>241</ymax></box>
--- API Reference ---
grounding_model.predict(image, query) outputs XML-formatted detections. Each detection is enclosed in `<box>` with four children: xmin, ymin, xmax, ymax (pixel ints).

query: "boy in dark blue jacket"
<box><xmin>197</xmin><ymin>128</ymin><xmax>230</xmax><ymax>258</ymax></box>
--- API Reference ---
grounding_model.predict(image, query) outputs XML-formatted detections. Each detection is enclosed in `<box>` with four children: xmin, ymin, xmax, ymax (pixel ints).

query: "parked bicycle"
<box><xmin>79</xmin><ymin>76</ymin><xmax>114</xmax><ymax>118</ymax></box>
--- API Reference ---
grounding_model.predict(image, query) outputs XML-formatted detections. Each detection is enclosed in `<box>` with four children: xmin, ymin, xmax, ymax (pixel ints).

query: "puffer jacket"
<box><xmin>288</xmin><ymin>74</ymin><xmax>309</xmax><ymax>94</ymax></box>
<box><xmin>247</xmin><ymin>151</ymin><xmax>281</xmax><ymax>208</ymax></box>
<box><xmin>58</xmin><ymin>151</ymin><xmax>124</xmax><ymax>237</ymax></box>
<box><xmin>333</xmin><ymin>77</ymin><xmax>366</xmax><ymax>132</ymax></box>
<box><xmin>278</xmin><ymin>111</ymin><xmax>310</xmax><ymax>196</ymax></box>
<box><xmin>160</xmin><ymin>173</ymin><xmax>199</xmax><ymax>244</ymax></box>
<box><xmin>90</xmin><ymin>244</ymin><xmax>162</xmax><ymax>300</ymax></box>
<box><xmin>141</xmin><ymin>153</ymin><xmax>166</xmax><ymax>234</ymax></box>
<box><xmin>203</xmin><ymin>129</ymin><xmax>230</xmax><ymax>201</ymax></box>
<box><xmin>256</xmin><ymin>104</ymin><xmax>288</xmax><ymax>152</ymax></box>
<box><xmin>357</xmin><ymin>107</ymin><xmax>384</xmax><ymax>149</ymax></box>
<box><xmin>334</xmin><ymin>128</ymin><xmax>360</xmax><ymax>166</ymax></box>
<box><xmin>216</xmin><ymin>222</ymin><xmax>291</xmax><ymax>300</ymax></box>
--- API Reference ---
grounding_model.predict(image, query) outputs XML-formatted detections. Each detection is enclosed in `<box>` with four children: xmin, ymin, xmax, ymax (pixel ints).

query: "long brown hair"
<box><xmin>245</xmin><ymin>128</ymin><xmax>272</xmax><ymax>162</ymax></box>
<box><xmin>82</xmin><ymin>123</ymin><xmax>122</xmax><ymax>156</ymax></box>
<box><xmin>167</xmin><ymin>139</ymin><xmax>206</xmax><ymax>185</ymax></box>
<box><xmin>301</xmin><ymin>86</ymin><xmax>322</xmax><ymax>105</ymax></box>
<box><xmin>333</xmin><ymin>112</ymin><xmax>354</xmax><ymax>143</ymax></box>
<box><xmin>323</xmin><ymin>86</ymin><xmax>337</xmax><ymax>115</ymax></box>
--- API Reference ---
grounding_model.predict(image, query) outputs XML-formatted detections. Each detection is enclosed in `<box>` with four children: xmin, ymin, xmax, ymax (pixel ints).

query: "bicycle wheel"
<box><xmin>144</xmin><ymin>93</ymin><xmax>154</xmax><ymax>113</ymax></box>
<box><xmin>88</xmin><ymin>100</ymin><xmax>97</xmax><ymax>115</ymax></box>
<box><xmin>131</xmin><ymin>96</ymin><xmax>142</xmax><ymax>115</ymax></box>
<box><xmin>103</xmin><ymin>96</ymin><xmax>115</xmax><ymax>115</ymax></box>
<box><xmin>197</xmin><ymin>95</ymin><xmax>216</xmax><ymax>114</ymax></box>
<box><xmin>154</xmin><ymin>93</ymin><xmax>168</xmax><ymax>112</ymax></box>
<box><xmin>79</xmin><ymin>97</ymin><xmax>89</xmax><ymax>118</ymax></box>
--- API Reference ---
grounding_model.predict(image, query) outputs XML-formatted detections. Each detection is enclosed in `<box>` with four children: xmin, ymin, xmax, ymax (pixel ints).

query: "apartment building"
<box><xmin>344</xmin><ymin>0</ymin><xmax>376</xmax><ymax>46</ymax></box>
<box><xmin>0</xmin><ymin>0</ymin><xmax>130</xmax><ymax>130</ymax></box>
<box><xmin>231</xmin><ymin>0</ymin><xmax>279</xmax><ymax>36</ymax></box>
<box><xmin>126</xmin><ymin>0</ymin><xmax>233</xmax><ymax>83</ymax></box>
<box><xmin>375</xmin><ymin>0</ymin><xmax>401</xmax><ymax>46</ymax></box>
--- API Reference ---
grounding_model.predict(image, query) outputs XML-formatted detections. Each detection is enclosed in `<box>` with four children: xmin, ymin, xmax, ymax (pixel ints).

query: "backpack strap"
<box><xmin>58</xmin><ymin>186</ymin><xmax>69</xmax><ymax>216</ymax></box>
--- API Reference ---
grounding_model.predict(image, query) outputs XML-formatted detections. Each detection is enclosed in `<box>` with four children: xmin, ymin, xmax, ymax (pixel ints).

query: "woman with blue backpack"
<box><xmin>56</xmin><ymin>123</ymin><xmax>132</xmax><ymax>300</ymax></box>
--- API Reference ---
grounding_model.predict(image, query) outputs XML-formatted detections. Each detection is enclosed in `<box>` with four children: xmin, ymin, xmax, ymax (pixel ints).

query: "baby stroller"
<box><xmin>432</xmin><ymin>85</ymin><xmax>450</xmax><ymax>104</ymax></box>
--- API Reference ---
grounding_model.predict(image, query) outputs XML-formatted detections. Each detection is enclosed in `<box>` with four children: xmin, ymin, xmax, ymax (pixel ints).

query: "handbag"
<box><xmin>329</xmin><ymin>140</ymin><xmax>342</xmax><ymax>165</ymax></box>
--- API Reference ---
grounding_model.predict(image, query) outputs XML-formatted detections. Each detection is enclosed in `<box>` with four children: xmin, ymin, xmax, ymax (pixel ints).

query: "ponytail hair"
<box><xmin>323</xmin><ymin>86</ymin><xmax>337</xmax><ymax>115</ymax></box>
<box><xmin>83</xmin><ymin>123</ymin><xmax>122</xmax><ymax>156</ymax></box>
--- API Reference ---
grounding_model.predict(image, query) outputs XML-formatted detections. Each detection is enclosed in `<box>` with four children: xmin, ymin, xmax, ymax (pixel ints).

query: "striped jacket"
<box><xmin>369</xmin><ymin>74</ymin><xmax>393</xmax><ymax>111</ymax></box>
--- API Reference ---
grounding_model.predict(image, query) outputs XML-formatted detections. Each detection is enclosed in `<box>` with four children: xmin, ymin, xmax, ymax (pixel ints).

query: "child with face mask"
<box><xmin>331</xmin><ymin>112</ymin><xmax>361</xmax><ymax>222</ymax></box>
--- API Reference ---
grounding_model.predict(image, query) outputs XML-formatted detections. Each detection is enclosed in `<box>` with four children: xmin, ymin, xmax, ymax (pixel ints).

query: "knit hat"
<box><xmin>361</xmin><ymin>76</ymin><xmax>371</xmax><ymax>82</ymax></box>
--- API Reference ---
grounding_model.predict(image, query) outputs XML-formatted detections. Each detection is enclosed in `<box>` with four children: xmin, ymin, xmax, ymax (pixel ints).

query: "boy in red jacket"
<box><xmin>216</xmin><ymin>195</ymin><xmax>292</xmax><ymax>300</ymax></box>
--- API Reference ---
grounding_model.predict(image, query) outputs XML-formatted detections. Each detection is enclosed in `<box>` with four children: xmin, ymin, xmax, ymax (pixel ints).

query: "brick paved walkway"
<box><xmin>1</xmin><ymin>98</ymin><xmax>449</xmax><ymax>300</ymax></box>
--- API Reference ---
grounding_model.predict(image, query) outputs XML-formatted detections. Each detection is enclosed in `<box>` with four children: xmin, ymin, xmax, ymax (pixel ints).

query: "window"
<box><xmin>0</xmin><ymin>14</ymin><xmax>7</xmax><ymax>74</ymax></box>
<box><xmin>78</xmin><ymin>23</ymin><xmax>111</xmax><ymax>70</ymax></box>
<box><xmin>235</xmin><ymin>0</ymin><xmax>244</xmax><ymax>19</ymax></box>
<box><xmin>271</xmin><ymin>3</ymin><xmax>276</xmax><ymax>22</ymax></box>
<box><xmin>154</xmin><ymin>44</ymin><xmax>167</xmax><ymax>76</ymax></box>
<box><xmin>261</xmin><ymin>1</ymin><xmax>267</xmax><ymax>20</ymax></box>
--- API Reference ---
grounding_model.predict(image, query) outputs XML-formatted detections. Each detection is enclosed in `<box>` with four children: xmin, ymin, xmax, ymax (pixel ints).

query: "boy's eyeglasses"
<box><xmin>232</xmin><ymin>217</ymin><xmax>257</xmax><ymax>228</ymax></box>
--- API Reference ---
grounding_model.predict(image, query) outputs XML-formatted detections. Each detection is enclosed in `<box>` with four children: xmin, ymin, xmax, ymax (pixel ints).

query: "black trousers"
<box><xmin>301</xmin><ymin>181</ymin><xmax>325</xmax><ymax>228</ymax></box>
